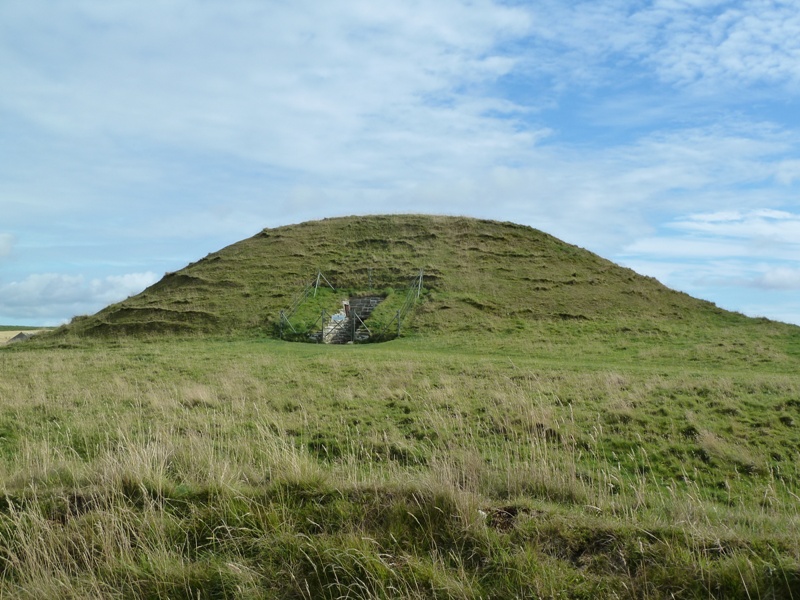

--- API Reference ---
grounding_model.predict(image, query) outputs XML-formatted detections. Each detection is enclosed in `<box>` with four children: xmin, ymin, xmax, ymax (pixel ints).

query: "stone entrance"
<box><xmin>323</xmin><ymin>296</ymin><xmax>384</xmax><ymax>344</ymax></box>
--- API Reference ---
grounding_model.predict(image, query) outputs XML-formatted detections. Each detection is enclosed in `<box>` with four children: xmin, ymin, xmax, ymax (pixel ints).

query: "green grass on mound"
<box><xmin>53</xmin><ymin>215</ymin><xmax>770</xmax><ymax>343</ymax></box>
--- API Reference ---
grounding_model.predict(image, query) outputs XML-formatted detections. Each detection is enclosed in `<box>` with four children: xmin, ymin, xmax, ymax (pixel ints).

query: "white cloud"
<box><xmin>0</xmin><ymin>271</ymin><xmax>159</xmax><ymax>324</ymax></box>
<box><xmin>669</xmin><ymin>209</ymin><xmax>800</xmax><ymax>249</ymax></box>
<box><xmin>654</xmin><ymin>1</ymin><xmax>800</xmax><ymax>90</ymax></box>
<box><xmin>752</xmin><ymin>267</ymin><xmax>800</xmax><ymax>290</ymax></box>
<box><xmin>422</xmin><ymin>124</ymin><xmax>800</xmax><ymax>252</ymax></box>
<box><xmin>520</xmin><ymin>0</ymin><xmax>800</xmax><ymax>93</ymax></box>
<box><xmin>0</xmin><ymin>0</ymin><xmax>534</xmax><ymax>179</ymax></box>
<box><xmin>622</xmin><ymin>209</ymin><xmax>800</xmax><ymax>265</ymax></box>
<box><xmin>623</xmin><ymin>237</ymin><xmax>746</xmax><ymax>259</ymax></box>
<box><xmin>1</xmin><ymin>1</ymin><xmax>795</xmax><ymax>237</ymax></box>
<box><xmin>682</xmin><ymin>209</ymin><xmax>794</xmax><ymax>223</ymax></box>
<box><xmin>0</xmin><ymin>0</ymin><xmax>547</xmax><ymax>252</ymax></box>
<box><xmin>617</xmin><ymin>207</ymin><xmax>800</xmax><ymax>324</ymax></box>
<box><xmin>616</xmin><ymin>254</ymin><xmax>800</xmax><ymax>323</ymax></box>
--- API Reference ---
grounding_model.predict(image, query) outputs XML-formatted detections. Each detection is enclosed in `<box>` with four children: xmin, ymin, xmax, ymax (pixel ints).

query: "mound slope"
<box><xmin>60</xmin><ymin>215</ymin><xmax>777</xmax><ymax>340</ymax></box>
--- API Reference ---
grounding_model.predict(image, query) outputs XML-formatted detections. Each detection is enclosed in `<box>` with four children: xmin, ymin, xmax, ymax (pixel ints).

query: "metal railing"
<box><xmin>372</xmin><ymin>269</ymin><xmax>424</xmax><ymax>341</ymax></box>
<box><xmin>277</xmin><ymin>268</ymin><xmax>424</xmax><ymax>343</ymax></box>
<box><xmin>278</xmin><ymin>271</ymin><xmax>336</xmax><ymax>338</ymax></box>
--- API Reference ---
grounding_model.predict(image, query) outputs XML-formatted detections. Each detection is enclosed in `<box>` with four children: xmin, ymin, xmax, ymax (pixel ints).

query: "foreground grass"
<box><xmin>0</xmin><ymin>333</ymin><xmax>798</xmax><ymax>599</ymax></box>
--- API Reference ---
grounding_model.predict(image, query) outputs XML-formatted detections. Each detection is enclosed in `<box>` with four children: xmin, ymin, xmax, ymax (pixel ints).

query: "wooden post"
<box><xmin>320</xmin><ymin>310</ymin><xmax>325</xmax><ymax>343</ymax></box>
<box><xmin>397</xmin><ymin>310</ymin><xmax>401</xmax><ymax>337</ymax></box>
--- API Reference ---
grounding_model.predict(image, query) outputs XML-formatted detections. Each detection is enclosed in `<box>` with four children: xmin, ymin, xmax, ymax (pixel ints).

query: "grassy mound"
<box><xmin>56</xmin><ymin>215</ymin><xmax>751</xmax><ymax>341</ymax></box>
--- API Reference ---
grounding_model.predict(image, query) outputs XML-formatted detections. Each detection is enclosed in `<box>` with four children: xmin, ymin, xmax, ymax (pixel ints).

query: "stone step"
<box><xmin>324</xmin><ymin>295</ymin><xmax>384</xmax><ymax>344</ymax></box>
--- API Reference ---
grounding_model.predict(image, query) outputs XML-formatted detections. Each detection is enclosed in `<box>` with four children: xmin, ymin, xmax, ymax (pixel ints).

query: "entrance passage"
<box><xmin>322</xmin><ymin>296</ymin><xmax>384</xmax><ymax>344</ymax></box>
<box><xmin>277</xmin><ymin>269</ymin><xmax>423</xmax><ymax>343</ymax></box>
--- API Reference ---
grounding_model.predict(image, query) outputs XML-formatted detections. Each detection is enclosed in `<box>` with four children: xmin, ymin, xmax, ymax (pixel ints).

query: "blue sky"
<box><xmin>2</xmin><ymin>0</ymin><xmax>800</xmax><ymax>326</ymax></box>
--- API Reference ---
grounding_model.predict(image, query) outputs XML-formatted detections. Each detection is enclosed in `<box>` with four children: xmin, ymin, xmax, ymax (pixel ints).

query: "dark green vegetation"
<box><xmin>2</xmin><ymin>215</ymin><xmax>799</xmax><ymax>598</ymax></box>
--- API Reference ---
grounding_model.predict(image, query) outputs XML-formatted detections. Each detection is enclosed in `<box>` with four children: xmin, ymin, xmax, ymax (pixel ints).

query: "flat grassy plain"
<box><xmin>1</xmin><ymin>324</ymin><xmax>798</xmax><ymax>599</ymax></box>
<box><xmin>1</xmin><ymin>216</ymin><xmax>799</xmax><ymax>598</ymax></box>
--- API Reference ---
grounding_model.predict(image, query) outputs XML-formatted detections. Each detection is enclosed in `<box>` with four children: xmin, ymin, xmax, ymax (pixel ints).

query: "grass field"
<box><xmin>1</xmin><ymin>329</ymin><xmax>798</xmax><ymax>599</ymax></box>
<box><xmin>1</xmin><ymin>216</ymin><xmax>799</xmax><ymax>598</ymax></box>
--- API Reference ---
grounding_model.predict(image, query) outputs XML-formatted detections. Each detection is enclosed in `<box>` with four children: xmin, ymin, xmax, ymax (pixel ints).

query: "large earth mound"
<box><xmin>58</xmin><ymin>214</ymin><xmax>766</xmax><ymax>338</ymax></box>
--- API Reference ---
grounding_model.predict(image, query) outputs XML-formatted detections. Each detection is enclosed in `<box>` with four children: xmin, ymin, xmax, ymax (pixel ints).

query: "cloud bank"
<box><xmin>0</xmin><ymin>272</ymin><xmax>159</xmax><ymax>325</ymax></box>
